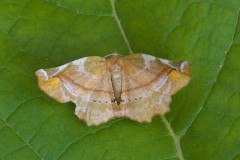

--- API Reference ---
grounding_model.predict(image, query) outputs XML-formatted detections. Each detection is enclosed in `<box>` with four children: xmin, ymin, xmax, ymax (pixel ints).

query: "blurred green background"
<box><xmin>0</xmin><ymin>0</ymin><xmax>240</xmax><ymax>159</ymax></box>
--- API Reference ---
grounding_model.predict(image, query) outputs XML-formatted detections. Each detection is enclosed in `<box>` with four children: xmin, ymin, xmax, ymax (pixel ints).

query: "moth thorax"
<box><xmin>111</xmin><ymin>64</ymin><xmax>122</xmax><ymax>105</ymax></box>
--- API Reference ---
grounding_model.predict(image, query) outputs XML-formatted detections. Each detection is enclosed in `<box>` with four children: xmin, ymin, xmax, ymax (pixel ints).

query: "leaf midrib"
<box><xmin>109</xmin><ymin>0</ymin><xmax>184</xmax><ymax>159</ymax></box>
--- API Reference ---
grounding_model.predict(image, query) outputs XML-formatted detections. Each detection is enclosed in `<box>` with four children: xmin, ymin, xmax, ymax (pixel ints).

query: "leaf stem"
<box><xmin>161</xmin><ymin>116</ymin><xmax>184</xmax><ymax>160</ymax></box>
<box><xmin>110</xmin><ymin>0</ymin><xmax>133</xmax><ymax>54</ymax></box>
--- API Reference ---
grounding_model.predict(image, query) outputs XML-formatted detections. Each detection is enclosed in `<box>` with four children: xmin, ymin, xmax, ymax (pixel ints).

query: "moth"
<box><xmin>36</xmin><ymin>53</ymin><xmax>191</xmax><ymax>126</ymax></box>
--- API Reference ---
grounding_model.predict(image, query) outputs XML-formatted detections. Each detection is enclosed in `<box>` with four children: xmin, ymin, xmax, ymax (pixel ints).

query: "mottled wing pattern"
<box><xmin>35</xmin><ymin>56</ymin><xmax>107</xmax><ymax>103</ymax></box>
<box><xmin>121</xmin><ymin>70</ymin><xmax>171</xmax><ymax>122</ymax></box>
<box><xmin>123</xmin><ymin>54</ymin><xmax>191</xmax><ymax>95</ymax></box>
<box><xmin>120</xmin><ymin>54</ymin><xmax>191</xmax><ymax>122</ymax></box>
<box><xmin>74</xmin><ymin>70</ymin><xmax>117</xmax><ymax>126</ymax></box>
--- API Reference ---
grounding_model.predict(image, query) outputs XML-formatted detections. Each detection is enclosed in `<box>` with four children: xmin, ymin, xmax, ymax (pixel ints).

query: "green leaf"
<box><xmin>0</xmin><ymin>0</ymin><xmax>240</xmax><ymax>159</ymax></box>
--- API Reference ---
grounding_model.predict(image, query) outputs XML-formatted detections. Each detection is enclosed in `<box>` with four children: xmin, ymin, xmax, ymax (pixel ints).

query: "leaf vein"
<box><xmin>110</xmin><ymin>0</ymin><xmax>133</xmax><ymax>54</ymax></box>
<box><xmin>110</xmin><ymin>1</ymin><xmax>185</xmax><ymax>159</ymax></box>
<box><xmin>179</xmin><ymin>10</ymin><xmax>240</xmax><ymax>137</ymax></box>
<box><xmin>45</xmin><ymin>0</ymin><xmax>111</xmax><ymax>17</ymax></box>
<box><xmin>5</xmin><ymin>96</ymin><xmax>43</xmax><ymax>121</ymax></box>
<box><xmin>161</xmin><ymin>116</ymin><xmax>184</xmax><ymax>160</ymax></box>
<box><xmin>0</xmin><ymin>118</ymin><xmax>43</xmax><ymax>160</ymax></box>
<box><xmin>57</xmin><ymin>119</ymin><xmax>123</xmax><ymax>159</ymax></box>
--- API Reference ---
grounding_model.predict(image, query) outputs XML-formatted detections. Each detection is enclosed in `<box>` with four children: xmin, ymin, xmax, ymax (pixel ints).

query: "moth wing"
<box><xmin>123</xmin><ymin>54</ymin><xmax>191</xmax><ymax>95</ymax></box>
<box><xmin>119</xmin><ymin>54</ymin><xmax>191</xmax><ymax>122</ymax></box>
<box><xmin>74</xmin><ymin>70</ymin><xmax>117</xmax><ymax>126</ymax></box>
<box><xmin>35</xmin><ymin>56</ymin><xmax>106</xmax><ymax>103</ymax></box>
<box><xmin>120</xmin><ymin>69</ymin><xmax>171</xmax><ymax>122</ymax></box>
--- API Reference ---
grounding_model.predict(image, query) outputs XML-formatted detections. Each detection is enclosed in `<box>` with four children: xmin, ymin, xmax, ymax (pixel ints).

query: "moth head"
<box><xmin>105</xmin><ymin>53</ymin><xmax>124</xmax><ymax>71</ymax></box>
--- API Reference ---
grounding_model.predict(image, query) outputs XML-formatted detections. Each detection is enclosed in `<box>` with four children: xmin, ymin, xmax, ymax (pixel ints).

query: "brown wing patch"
<box><xmin>35</xmin><ymin>56</ymin><xmax>106</xmax><ymax>103</ymax></box>
<box><xmin>120</xmin><ymin>69</ymin><xmax>171</xmax><ymax>122</ymax></box>
<box><xmin>74</xmin><ymin>71</ymin><xmax>117</xmax><ymax>126</ymax></box>
<box><xmin>123</xmin><ymin>54</ymin><xmax>191</xmax><ymax>95</ymax></box>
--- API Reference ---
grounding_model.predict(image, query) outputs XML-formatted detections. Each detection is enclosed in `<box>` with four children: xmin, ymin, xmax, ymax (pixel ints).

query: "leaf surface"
<box><xmin>0</xmin><ymin>0</ymin><xmax>240</xmax><ymax>159</ymax></box>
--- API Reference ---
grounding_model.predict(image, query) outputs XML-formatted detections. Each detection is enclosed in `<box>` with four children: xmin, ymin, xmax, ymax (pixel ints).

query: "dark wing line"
<box><xmin>56</xmin><ymin>74</ymin><xmax>112</xmax><ymax>93</ymax></box>
<box><xmin>121</xmin><ymin>65</ymin><xmax>173</xmax><ymax>93</ymax></box>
